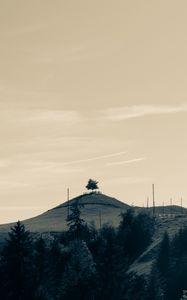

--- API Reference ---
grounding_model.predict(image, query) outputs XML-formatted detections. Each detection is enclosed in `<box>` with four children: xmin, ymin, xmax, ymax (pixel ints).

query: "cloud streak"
<box><xmin>103</xmin><ymin>104</ymin><xmax>187</xmax><ymax>121</ymax></box>
<box><xmin>25</xmin><ymin>109</ymin><xmax>81</xmax><ymax>124</ymax></box>
<box><xmin>105</xmin><ymin>176</ymin><xmax>151</xmax><ymax>185</ymax></box>
<box><xmin>0</xmin><ymin>181</ymin><xmax>30</xmax><ymax>188</ymax></box>
<box><xmin>107</xmin><ymin>157</ymin><xmax>146</xmax><ymax>166</ymax></box>
<box><xmin>62</xmin><ymin>151</ymin><xmax>127</xmax><ymax>166</ymax></box>
<box><xmin>8</xmin><ymin>152</ymin><xmax>127</xmax><ymax>175</ymax></box>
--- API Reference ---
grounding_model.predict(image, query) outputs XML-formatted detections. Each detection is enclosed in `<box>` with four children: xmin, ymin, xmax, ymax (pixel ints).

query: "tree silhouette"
<box><xmin>146</xmin><ymin>265</ymin><xmax>164</xmax><ymax>300</ymax></box>
<box><xmin>66</xmin><ymin>203</ymin><xmax>85</xmax><ymax>239</ymax></box>
<box><xmin>60</xmin><ymin>240</ymin><xmax>96</xmax><ymax>300</ymax></box>
<box><xmin>86</xmin><ymin>179</ymin><xmax>99</xmax><ymax>192</ymax></box>
<box><xmin>157</xmin><ymin>231</ymin><xmax>170</xmax><ymax>278</ymax></box>
<box><xmin>1</xmin><ymin>221</ymin><xmax>34</xmax><ymax>300</ymax></box>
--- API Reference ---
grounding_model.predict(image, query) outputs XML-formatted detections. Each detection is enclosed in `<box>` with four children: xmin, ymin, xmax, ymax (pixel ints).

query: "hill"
<box><xmin>0</xmin><ymin>192</ymin><xmax>187</xmax><ymax>278</ymax></box>
<box><xmin>129</xmin><ymin>213</ymin><xmax>187</xmax><ymax>276</ymax></box>
<box><xmin>0</xmin><ymin>192</ymin><xmax>130</xmax><ymax>234</ymax></box>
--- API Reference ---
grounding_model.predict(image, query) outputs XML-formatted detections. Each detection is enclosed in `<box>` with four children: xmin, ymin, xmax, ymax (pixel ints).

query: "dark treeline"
<box><xmin>149</xmin><ymin>226</ymin><xmax>187</xmax><ymax>300</ymax></box>
<box><xmin>0</xmin><ymin>206</ymin><xmax>158</xmax><ymax>300</ymax></box>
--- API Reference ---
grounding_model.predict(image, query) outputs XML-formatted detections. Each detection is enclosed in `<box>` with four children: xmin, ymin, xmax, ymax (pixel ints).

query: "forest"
<box><xmin>0</xmin><ymin>204</ymin><xmax>187</xmax><ymax>300</ymax></box>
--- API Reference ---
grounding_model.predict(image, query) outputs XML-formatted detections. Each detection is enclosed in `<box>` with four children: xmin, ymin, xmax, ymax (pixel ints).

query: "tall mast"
<box><xmin>67</xmin><ymin>188</ymin><xmax>70</xmax><ymax>218</ymax></box>
<box><xmin>181</xmin><ymin>197</ymin><xmax>183</xmax><ymax>215</ymax></box>
<box><xmin>170</xmin><ymin>198</ymin><xmax>173</xmax><ymax>215</ymax></box>
<box><xmin>163</xmin><ymin>201</ymin><xmax>165</xmax><ymax>215</ymax></box>
<box><xmin>152</xmin><ymin>184</ymin><xmax>155</xmax><ymax>216</ymax></box>
<box><xmin>147</xmin><ymin>197</ymin><xmax>149</xmax><ymax>209</ymax></box>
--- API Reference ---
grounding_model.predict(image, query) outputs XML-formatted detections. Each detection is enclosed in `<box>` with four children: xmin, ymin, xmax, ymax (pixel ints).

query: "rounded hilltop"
<box><xmin>0</xmin><ymin>179</ymin><xmax>130</xmax><ymax>234</ymax></box>
<box><xmin>23</xmin><ymin>191</ymin><xmax>130</xmax><ymax>233</ymax></box>
<box><xmin>55</xmin><ymin>192</ymin><xmax>129</xmax><ymax>210</ymax></box>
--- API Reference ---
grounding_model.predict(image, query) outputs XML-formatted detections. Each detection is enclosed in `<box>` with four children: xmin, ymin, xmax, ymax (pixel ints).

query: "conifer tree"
<box><xmin>90</xmin><ymin>224</ymin><xmax>128</xmax><ymax>300</ymax></box>
<box><xmin>34</xmin><ymin>237</ymin><xmax>47</xmax><ymax>288</ymax></box>
<box><xmin>1</xmin><ymin>221</ymin><xmax>34</xmax><ymax>300</ymax></box>
<box><xmin>44</xmin><ymin>239</ymin><xmax>67</xmax><ymax>299</ymax></box>
<box><xmin>146</xmin><ymin>265</ymin><xmax>164</xmax><ymax>300</ymax></box>
<box><xmin>66</xmin><ymin>203</ymin><xmax>85</xmax><ymax>239</ymax></box>
<box><xmin>157</xmin><ymin>231</ymin><xmax>170</xmax><ymax>278</ymax></box>
<box><xmin>60</xmin><ymin>240</ymin><xmax>96</xmax><ymax>300</ymax></box>
<box><xmin>118</xmin><ymin>210</ymin><xmax>154</xmax><ymax>262</ymax></box>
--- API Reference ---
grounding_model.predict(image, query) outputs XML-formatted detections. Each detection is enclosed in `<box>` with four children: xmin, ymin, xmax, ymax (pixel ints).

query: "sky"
<box><xmin>0</xmin><ymin>0</ymin><xmax>187</xmax><ymax>223</ymax></box>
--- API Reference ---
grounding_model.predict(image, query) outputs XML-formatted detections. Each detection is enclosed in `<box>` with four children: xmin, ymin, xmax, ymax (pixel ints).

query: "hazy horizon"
<box><xmin>0</xmin><ymin>0</ymin><xmax>187</xmax><ymax>223</ymax></box>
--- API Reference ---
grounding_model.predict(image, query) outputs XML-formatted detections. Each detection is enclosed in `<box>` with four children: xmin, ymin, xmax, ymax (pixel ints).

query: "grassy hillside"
<box><xmin>129</xmin><ymin>214</ymin><xmax>187</xmax><ymax>276</ymax></box>
<box><xmin>0</xmin><ymin>192</ymin><xmax>187</xmax><ymax>276</ymax></box>
<box><xmin>0</xmin><ymin>192</ymin><xmax>130</xmax><ymax>234</ymax></box>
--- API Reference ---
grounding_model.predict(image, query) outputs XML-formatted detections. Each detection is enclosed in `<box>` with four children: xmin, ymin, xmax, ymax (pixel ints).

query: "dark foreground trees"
<box><xmin>60</xmin><ymin>240</ymin><xmax>96</xmax><ymax>300</ymax></box>
<box><xmin>148</xmin><ymin>226</ymin><xmax>187</xmax><ymax>300</ymax></box>
<box><xmin>118</xmin><ymin>209</ymin><xmax>154</xmax><ymax>262</ymax></box>
<box><xmin>0</xmin><ymin>221</ymin><xmax>35</xmax><ymax>300</ymax></box>
<box><xmin>0</xmin><ymin>210</ymin><xmax>158</xmax><ymax>300</ymax></box>
<box><xmin>66</xmin><ymin>202</ymin><xmax>85</xmax><ymax>239</ymax></box>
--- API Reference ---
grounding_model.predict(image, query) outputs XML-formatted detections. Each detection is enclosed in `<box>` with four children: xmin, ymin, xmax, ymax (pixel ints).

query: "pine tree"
<box><xmin>1</xmin><ymin>221</ymin><xmax>35</xmax><ymax>300</ymax></box>
<box><xmin>34</xmin><ymin>237</ymin><xmax>47</xmax><ymax>288</ymax></box>
<box><xmin>66</xmin><ymin>203</ymin><xmax>85</xmax><ymax>239</ymax></box>
<box><xmin>60</xmin><ymin>240</ymin><xmax>96</xmax><ymax>300</ymax></box>
<box><xmin>157</xmin><ymin>231</ymin><xmax>170</xmax><ymax>278</ymax></box>
<box><xmin>44</xmin><ymin>239</ymin><xmax>67</xmax><ymax>299</ymax></box>
<box><xmin>146</xmin><ymin>265</ymin><xmax>164</xmax><ymax>300</ymax></box>
<box><xmin>118</xmin><ymin>210</ymin><xmax>154</xmax><ymax>263</ymax></box>
<box><xmin>92</xmin><ymin>225</ymin><xmax>127</xmax><ymax>300</ymax></box>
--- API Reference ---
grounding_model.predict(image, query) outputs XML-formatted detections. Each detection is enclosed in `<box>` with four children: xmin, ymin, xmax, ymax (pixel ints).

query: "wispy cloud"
<box><xmin>107</xmin><ymin>157</ymin><xmax>146</xmax><ymax>166</ymax></box>
<box><xmin>62</xmin><ymin>151</ymin><xmax>127</xmax><ymax>166</ymax></box>
<box><xmin>27</xmin><ymin>162</ymin><xmax>84</xmax><ymax>174</ymax></box>
<box><xmin>25</xmin><ymin>110</ymin><xmax>81</xmax><ymax>124</ymax></box>
<box><xmin>0</xmin><ymin>181</ymin><xmax>30</xmax><ymax>188</ymax></box>
<box><xmin>104</xmin><ymin>176</ymin><xmax>151</xmax><ymax>185</ymax></box>
<box><xmin>103</xmin><ymin>104</ymin><xmax>187</xmax><ymax>121</ymax></box>
<box><xmin>33</xmin><ymin>39</ymin><xmax>124</xmax><ymax>65</ymax></box>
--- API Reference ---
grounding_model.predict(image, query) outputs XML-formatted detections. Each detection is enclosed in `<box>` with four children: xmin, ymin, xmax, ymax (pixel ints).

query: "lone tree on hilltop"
<box><xmin>86</xmin><ymin>179</ymin><xmax>99</xmax><ymax>192</ymax></box>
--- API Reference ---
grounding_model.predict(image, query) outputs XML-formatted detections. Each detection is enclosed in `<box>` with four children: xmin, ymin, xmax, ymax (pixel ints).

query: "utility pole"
<box><xmin>147</xmin><ymin>197</ymin><xmax>149</xmax><ymax>209</ymax></box>
<box><xmin>170</xmin><ymin>198</ymin><xmax>173</xmax><ymax>215</ymax></box>
<box><xmin>67</xmin><ymin>188</ymin><xmax>70</xmax><ymax>219</ymax></box>
<box><xmin>181</xmin><ymin>197</ymin><xmax>183</xmax><ymax>215</ymax></box>
<box><xmin>152</xmin><ymin>184</ymin><xmax>155</xmax><ymax>217</ymax></box>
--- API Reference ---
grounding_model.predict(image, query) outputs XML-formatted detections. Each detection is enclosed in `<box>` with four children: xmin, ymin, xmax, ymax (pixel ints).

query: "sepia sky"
<box><xmin>0</xmin><ymin>0</ymin><xmax>187</xmax><ymax>223</ymax></box>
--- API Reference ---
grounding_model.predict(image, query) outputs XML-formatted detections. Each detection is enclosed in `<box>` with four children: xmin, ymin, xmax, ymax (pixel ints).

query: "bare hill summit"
<box><xmin>0</xmin><ymin>192</ymin><xmax>130</xmax><ymax>234</ymax></box>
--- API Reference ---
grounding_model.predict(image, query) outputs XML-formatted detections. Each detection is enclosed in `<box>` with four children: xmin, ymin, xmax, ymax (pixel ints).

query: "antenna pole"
<box><xmin>147</xmin><ymin>197</ymin><xmax>149</xmax><ymax>209</ymax></box>
<box><xmin>67</xmin><ymin>188</ymin><xmax>70</xmax><ymax>218</ymax></box>
<box><xmin>152</xmin><ymin>184</ymin><xmax>155</xmax><ymax>217</ymax></box>
<box><xmin>170</xmin><ymin>198</ymin><xmax>172</xmax><ymax>215</ymax></box>
<box><xmin>181</xmin><ymin>197</ymin><xmax>183</xmax><ymax>215</ymax></box>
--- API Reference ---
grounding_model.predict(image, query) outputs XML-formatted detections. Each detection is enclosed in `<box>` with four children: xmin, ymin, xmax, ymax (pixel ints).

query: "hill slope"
<box><xmin>128</xmin><ymin>214</ymin><xmax>187</xmax><ymax>276</ymax></box>
<box><xmin>0</xmin><ymin>192</ymin><xmax>187</xmax><ymax>277</ymax></box>
<box><xmin>0</xmin><ymin>192</ymin><xmax>130</xmax><ymax>234</ymax></box>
